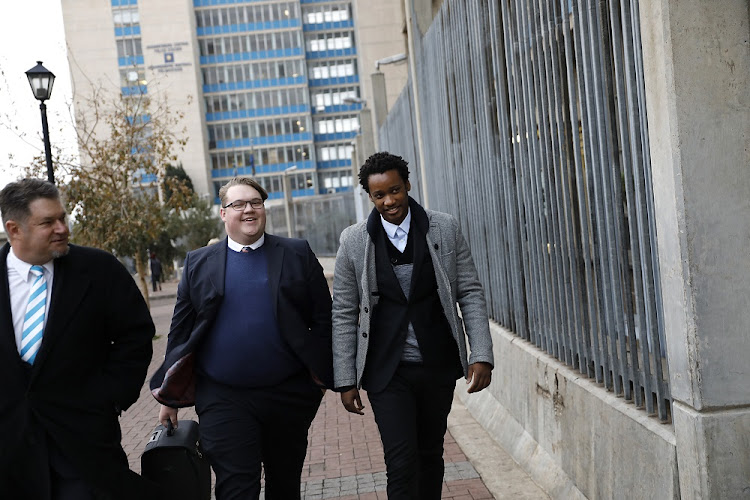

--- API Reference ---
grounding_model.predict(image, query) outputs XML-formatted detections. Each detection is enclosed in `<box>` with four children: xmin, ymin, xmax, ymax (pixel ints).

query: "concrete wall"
<box><xmin>460</xmin><ymin>323</ymin><xmax>679</xmax><ymax>500</ymax></box>
<box><xmin>639</xmin><ymin>0</ymin><xmax>750</xmax><ymax>497</ymax></box>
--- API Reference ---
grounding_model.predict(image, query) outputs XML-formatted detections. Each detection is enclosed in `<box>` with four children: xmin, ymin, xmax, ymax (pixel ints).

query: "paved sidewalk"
<box><xmin>120</xmin><ymin>277</ymin><xmax>547</xmax><ymax>499</ymax></box>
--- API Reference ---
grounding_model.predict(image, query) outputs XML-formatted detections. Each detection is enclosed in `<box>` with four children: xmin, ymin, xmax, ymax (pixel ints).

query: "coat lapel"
<box><xmin>0</xmin><ymin>244</ymin><xmax>17</xmax><ymax>360</ymax></box>
<box><xmin>31</xmin><ymin>248</ymin><xmax>91</xmax><ymax>375</ymax></box>
<box><xmin>264</xmin><ymin>234</ymin><xmax>284</xmax><ymax>319</ymax></box>
<box><xmin>206</xmin><ymin>238</ymin><xmax>227</xmax><ymax>297</ymax></box>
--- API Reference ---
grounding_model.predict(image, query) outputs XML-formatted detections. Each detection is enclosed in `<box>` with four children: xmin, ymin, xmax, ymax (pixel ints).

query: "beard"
<box><xmin>51</xmin><ymin>244</ymin><xmax>70</xmax><ymax>259</ymax></box>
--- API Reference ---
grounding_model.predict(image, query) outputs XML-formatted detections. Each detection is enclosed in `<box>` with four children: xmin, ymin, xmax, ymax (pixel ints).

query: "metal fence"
<box><xmin>266</xmin><ymin>192</ymin><xmax>356</xmax><ymax>257</ymax></box>
<box><xmin>380</xmin><ymin>0</ymin><xmax>671</xmax><ymax>421</ymax></box>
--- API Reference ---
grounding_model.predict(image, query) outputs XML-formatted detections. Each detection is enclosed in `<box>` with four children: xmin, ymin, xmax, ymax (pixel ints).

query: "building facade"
<box><xmin>61</xmin><ymin>0</ymin><xmax>362</xmax><ymax>202</ymax></box>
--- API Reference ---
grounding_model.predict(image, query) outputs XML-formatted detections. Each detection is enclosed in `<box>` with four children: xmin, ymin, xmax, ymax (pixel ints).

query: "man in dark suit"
<box><xmin>0</xmin><ymin>178</ymin><xmax>155</xmax><ymax>499</ymax></box>
<box><xmin>151</xmin><ymin>176</ymin><xmax>333</xmax><ymax>500</ymax></box>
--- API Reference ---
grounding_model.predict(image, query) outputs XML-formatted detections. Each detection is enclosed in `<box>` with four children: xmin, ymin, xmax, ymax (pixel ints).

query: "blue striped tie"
<box><xmin>21</xmin><ymin>265</ymin><xmax>46</xmax><ymax>364</ymax></box>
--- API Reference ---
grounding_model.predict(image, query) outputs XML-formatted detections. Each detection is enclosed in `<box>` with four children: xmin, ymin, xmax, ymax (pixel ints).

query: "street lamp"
<box><xmin>25</xmin><ymin>61</ymin><xmax>56</xmax><ymax>184</ymax></box>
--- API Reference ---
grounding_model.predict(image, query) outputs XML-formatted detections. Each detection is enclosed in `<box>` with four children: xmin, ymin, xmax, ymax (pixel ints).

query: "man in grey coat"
<box><xmin>332</xmin><ymin>152</ymin><xmax>494</xmax><ymax>499</ymax></box>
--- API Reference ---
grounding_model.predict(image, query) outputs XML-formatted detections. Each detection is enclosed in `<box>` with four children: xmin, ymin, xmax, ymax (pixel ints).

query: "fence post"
<box><xmin>640</xmin><ymin>1</ymin><xmax>750</xmax><ymax>497</ymax></box>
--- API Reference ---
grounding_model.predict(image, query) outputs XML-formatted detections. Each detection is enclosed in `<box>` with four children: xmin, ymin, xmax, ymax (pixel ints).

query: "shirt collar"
<box><xmin>227</xmin><ymin>234</ymin><xmax>265</xmax><ymax>253</ymax></box>
<box><xmin>7</xmin><ymin>246</ymin><xmax>54</xmax><ymax>280</ymax></box>
<box><xmin>380</xmin><ymin>208</ymin><xmax>411</xmax><ymax>238</ymax></box>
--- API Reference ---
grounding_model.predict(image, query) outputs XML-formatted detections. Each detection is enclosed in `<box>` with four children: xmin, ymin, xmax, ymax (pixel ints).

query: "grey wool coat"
<box><xmin>332</xmin><ymin>207</ymin><xmax>494</xmax><ymax>389</ymax></box>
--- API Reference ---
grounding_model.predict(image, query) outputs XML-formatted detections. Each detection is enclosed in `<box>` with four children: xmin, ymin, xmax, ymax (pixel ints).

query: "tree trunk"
<box><xmin>134</xmin><ymin>251</ymin><xmax>151</xmax><ymax>309</ymax></box>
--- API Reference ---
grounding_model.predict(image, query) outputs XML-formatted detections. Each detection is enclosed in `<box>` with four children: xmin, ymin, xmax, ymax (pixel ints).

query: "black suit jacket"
<box><xmin>150</xmin><ymin>234</ymin><xmax>333</xmax><ymax>407</ymax></box>
<box><xmin>0</xmin><ymin>243</ymin><xmax>155</xmax><ymax>499</ymax></box>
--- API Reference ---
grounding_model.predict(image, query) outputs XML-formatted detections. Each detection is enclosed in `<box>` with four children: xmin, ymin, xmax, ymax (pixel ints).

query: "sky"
<box><xmin>0</xmin><ymin>1</ymin><xmax>77</xmax><ymax>191</ymax></box>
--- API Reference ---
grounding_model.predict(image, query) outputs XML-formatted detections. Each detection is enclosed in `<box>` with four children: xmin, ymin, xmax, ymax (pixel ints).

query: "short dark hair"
<box><xmin>218</xmin><ymin>177</ymin><xmax>268</xmax><ymax>205</ymax></box>
<box><xmin>0</xmin><ymin>178</ymin><xmax>60</xmax><ymax>227</ymax></box>
<box><xmin>358</xmin><ymin>152</ymin><xmax>410</xmax><ymax>193</ymax></box>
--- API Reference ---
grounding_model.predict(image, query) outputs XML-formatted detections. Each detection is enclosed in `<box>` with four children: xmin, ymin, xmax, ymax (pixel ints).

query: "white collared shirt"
<box><xmin>380</xmin><ymin>209</ymin><xmax>412</xmax><ymax>253</ymax></box>
<box><xmin>227</xmin><ymin>233</ymin><xmax>265</xmax><ymax>253</ymax></box>
<box><xmin>7</xmin><ymin>247</ymin><xmax>54</xmax><ymax>354</ymax></box>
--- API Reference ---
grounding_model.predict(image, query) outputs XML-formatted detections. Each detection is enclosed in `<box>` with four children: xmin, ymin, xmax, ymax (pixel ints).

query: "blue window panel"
<box><xmin>112</xmin><ymin>0</ymin><xmax>138</xmax><ymax>5</ymax></box>
<box><xmin>205</xmin><ymin>104</ymin><xmax>310</xmax><ymax>122</ymax></box>
<box><xmin>196</xmin><ymin>19</ymin><xmax>300</xmax><ymax>36</ymax></box>
<box><xmin>302</xmin><ymin>20</ymin><xmax>354</xmax><ymax>32</ymax></box>
<box><xmin>118</xmin><ymin>55</ymin><xmax>144</xmax><ymax>66</ymax></box>
<box><xmin>200</xmin><ymin>47</ymin><xmax>303</xmax><ymax>65</ymax></box>
<box><xmin>138</xmin><ymin>173</ymin><xmax>158</xmax><ymax>183</ymax></box>
<box><xmin>263</xmin><ymin>188</ymin><xmax>315</xmax><ymax>200</ymax></box>
<box><xmin>215</xmin><ymin>132</ymin><xmax>312</xmax><ymax>149</ymax></box>
<box><xmin>125</xmin><ymin>114</ymin><xmax>151</xmax><ymax>125</ymax></box>
<box><xmin>308</xmin><ymin>75</ymin><xmax>359</xmax><ymax>87</ymax></box>
<box><xmin>314</xmin><ymin>131</ymin><xmax>357</xmax><ymax>142</ymax></box>
<box><xmin>115</xmin><ymin>26</ymin><xmax>141</xmax><ymax>37</ymax></box>
<box><xmin>210</xmin><ymin>161</ymin><xmax>314</xmax><ymax>178</ymax></box>
<box><xmin>121</xmin><ymin>85</ymin><xmax>148</xmax><ymax>96</ymax></box>
<box><xmin>319</xmin><ymin>186</ymin><xmax>352</xmax><ymax>195</ymax></box>
<box><xmin>305</xmin><ymin>48</ymin><xmax>356</xmax><ymax>59</ymax></box>
<box><xmin>312</xmin><ymin>103</ymin><xmax>363</xmax><ymax>115</ymax></box>
<box><xmin>317</xmin><ymin>159</ymin><xmax>351</xmax><ymax>169</ymax></box>
<box><xmin>300</xmin><ymin>0</ymin><xmax>337</xmax><ymax>3</ymax></box>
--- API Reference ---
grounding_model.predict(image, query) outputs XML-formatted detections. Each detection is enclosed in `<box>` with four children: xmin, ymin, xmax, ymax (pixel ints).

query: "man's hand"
<box><xmin>159</xmin><ymin>404</ymin><xmax>178</xmax><ymax>428</ymax></box>
<box><xmin>341</xmin><ymin>388</ymin><xmax>365</xmax><ymax>415</ymax></box>
<box><xmin>466</xmin><ymin>362</ymin><xmax>492</xmax><ymax>393</ymax></box>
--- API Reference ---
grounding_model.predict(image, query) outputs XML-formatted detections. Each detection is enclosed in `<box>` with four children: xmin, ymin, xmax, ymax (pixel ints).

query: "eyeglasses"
<box><xmin>223</xmin><ymin>199</ymin><xmax>265</xmax><ymax>211</ymax></box>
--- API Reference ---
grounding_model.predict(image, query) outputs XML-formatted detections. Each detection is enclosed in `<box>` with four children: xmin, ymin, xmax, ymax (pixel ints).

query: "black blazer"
<box><xmin>0</xmin><ymin>243</ymin><xmax>155</xmax><ymax>499</ymax></box>
<box><xmin>150</xmin><ymin>234</ymin><xmax>333</xmax><ymax>406</ymax></box>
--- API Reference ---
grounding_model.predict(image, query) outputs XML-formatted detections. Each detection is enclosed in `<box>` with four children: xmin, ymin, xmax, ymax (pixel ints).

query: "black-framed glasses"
<box><xmin>223</xmin><ymin>199</ymin><xmax>265</xmax><ymax>211</ymax></box>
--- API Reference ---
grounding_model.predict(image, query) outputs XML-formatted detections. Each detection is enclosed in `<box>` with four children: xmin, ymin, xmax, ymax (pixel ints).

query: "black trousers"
<box><xmin>3</xmin><ymin>430</ymin><xmax>97</xmax><ymax>500</ymax></box>
<box><xmin>366</xmin><ymin>363</ymin><xmax>457</xmax><ymax>500</ymax></box>
<box><xmin>195</xmin><ymin>372</ymin><xmax>323</xmax><ymax>500</ymax></box>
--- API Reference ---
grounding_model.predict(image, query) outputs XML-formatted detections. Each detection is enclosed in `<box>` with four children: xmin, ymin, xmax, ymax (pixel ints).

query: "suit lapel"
<box><xmin>32</xmin><ymin>249</ymin><xmax>91</xmax><ymax>374</ymax></box>
<box><xmin>0</xmin><ymin>244</ymin><xmax>17</xmax><ymax>360</ymax></box>
<box><xmin>264</xmin><ymin>234</ymin><xmax>283</xmax><ymax>319</ymax></box>
<box><xmin>207</xmin><ymin>238</ymin><xmax>227</xmax><ymax>297</ymax></box>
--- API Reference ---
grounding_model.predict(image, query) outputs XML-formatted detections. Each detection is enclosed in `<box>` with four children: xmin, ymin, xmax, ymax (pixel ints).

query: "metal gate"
<box><xmin>380</xmin><ymin>0</ymin><xmax>671</xmax><ymax>421</ymax></box>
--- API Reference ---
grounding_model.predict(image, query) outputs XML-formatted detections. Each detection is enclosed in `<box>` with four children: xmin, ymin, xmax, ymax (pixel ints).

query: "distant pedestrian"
<box><xmin>151</xmin><ymin>177</ymin><xmax>333</xmax><ymax>499</ymax></box>
<box><xmin>0</xmin><ymin>178</ymin><xmax>155</xmax><ymax>499</ymax></box>
<box><xmin>332</xmin><ymin>152</ymin><xmax>494</xmax><ymax>499</ymax></box>
<box><xmin>149</xmin><ymin>253</ymin><xmax>162</xmax><ymax>292</ymax></box>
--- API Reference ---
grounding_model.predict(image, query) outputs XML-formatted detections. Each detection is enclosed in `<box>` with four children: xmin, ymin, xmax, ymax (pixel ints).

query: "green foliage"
<box><xmin>170</xmin><ymin>194</ymin><xmax>223</xmax><ymax>255</ymax></box>
<box><xmin>164</xmin><ymin>163</ymin><xmax>194</xmax><ymax>200</ymax></box>
<box><xmin>62</xmin><ymin>92</ymin><xmax>192</xmax><ymax>265</ymax></box>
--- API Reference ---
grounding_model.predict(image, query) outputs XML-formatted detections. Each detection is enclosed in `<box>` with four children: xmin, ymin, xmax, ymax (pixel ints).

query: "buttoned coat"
<box><xmin>332</xmin><ymin>207</ymin><xmax>493</xmax><ymax>389</ymax></box>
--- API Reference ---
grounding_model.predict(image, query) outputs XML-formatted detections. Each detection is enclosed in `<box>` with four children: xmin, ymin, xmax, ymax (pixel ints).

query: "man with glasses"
<box><xmin>151</xmin><ymin>177</ymin><xmax>333</xmax><ymax>499</ymax></box>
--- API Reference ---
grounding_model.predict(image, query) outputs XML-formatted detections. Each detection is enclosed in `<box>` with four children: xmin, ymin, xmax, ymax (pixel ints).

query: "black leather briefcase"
<box><xmin>141</xmin><ymin>420</ymin><xmax>211</xmax><ymax>500</ymax></box>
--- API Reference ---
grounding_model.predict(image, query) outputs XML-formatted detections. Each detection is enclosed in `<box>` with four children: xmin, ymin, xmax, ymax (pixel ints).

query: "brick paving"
<box><xmin>120</xmin><ymin>278</ymin><xmax>494</xmax><ymax>499</ymax></box>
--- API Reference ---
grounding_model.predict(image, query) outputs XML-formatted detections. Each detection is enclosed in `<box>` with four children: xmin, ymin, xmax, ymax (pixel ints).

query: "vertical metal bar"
<box><xmin>570</xmin><ymin>0</ymin><xmax>607</xmax><ymax>383</ymax></box>
<box><xmin>503</xmin><ymin>0</ymin><xmax>538</xmax><ymax>344</ymax></box>
<box><xmin>492</xmin><ymin>0</ymin><xmax>529</xmax><ymax>338</ymax></box>
<box><xmin>629</xmin><ymin>0</ymin><xmax>671</xmax><ymax>420</ymax></box>
<box><xmin>537</xmin><ymin>0</ymin><xmax>573</xmax><ymax>366</ymax></box>
<box><xmin>607</xmin><ymin>0</ymin><xmax>643</xmax><ymax>407</ymax></box>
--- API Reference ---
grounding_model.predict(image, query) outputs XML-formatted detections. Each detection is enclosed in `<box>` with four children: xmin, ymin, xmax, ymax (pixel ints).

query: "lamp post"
<box><xmin>25</xmin><ymin>61</ymin><xmax>56</xmax><ymax>184</ymax></box>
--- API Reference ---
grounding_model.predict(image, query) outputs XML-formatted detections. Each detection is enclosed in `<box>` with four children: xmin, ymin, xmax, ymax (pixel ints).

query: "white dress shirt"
<box><xmin>380</xmin><ymin>209</ymin><xmax>412</xmax><ymax>253</ymax></box>
<box><xmin>7</xmin><ymin>247</ymin><xmax>54</xmax><ymax>355</ymax></box>
<box><xmin>227</xmin><ymin>233</ymin><xmax>265</xmax><ymax>253</ymax></box>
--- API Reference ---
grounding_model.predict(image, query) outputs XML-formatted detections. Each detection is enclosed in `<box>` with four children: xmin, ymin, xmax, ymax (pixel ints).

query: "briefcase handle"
<box><xmin>167</xmin><ymin>419</ymin><xmax>176</xmax><ymax>437</ymax></box>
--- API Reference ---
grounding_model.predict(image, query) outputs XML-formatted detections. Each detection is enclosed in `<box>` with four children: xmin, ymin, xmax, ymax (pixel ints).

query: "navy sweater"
<box><xmin>196</xmin><ymin>246</ymin><xmax>303</xmax><ymax>387</ymax></box>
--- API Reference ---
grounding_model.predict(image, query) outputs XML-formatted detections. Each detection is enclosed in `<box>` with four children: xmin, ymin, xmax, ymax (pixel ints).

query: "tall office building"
<box><xmin>61</xmin><ymin>0</ymin><xmax>361</xmax><ymax>202</ymax></box>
